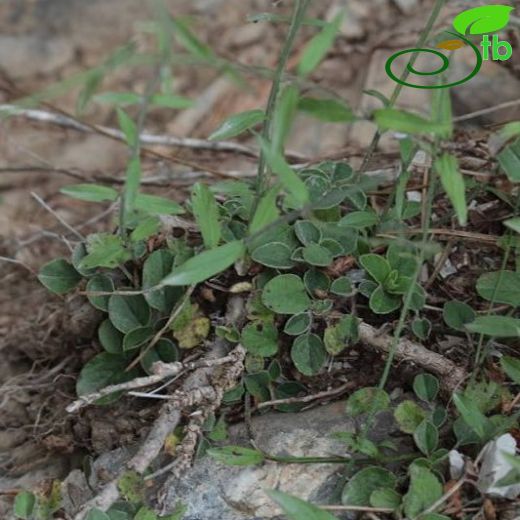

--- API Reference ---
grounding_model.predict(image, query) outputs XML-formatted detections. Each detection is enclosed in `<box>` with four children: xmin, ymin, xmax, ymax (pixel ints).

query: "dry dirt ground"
<box><xmin>0</xmin><ymin>0</ymin><xmax>519</xmax><ymax>515</ymax></box>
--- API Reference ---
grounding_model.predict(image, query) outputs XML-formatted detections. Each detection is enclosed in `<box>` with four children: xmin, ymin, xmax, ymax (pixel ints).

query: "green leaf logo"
<box><xmin>453</xmin><ymin>5</ymin><xmax>514</xmax><ymax>35</ymax></box>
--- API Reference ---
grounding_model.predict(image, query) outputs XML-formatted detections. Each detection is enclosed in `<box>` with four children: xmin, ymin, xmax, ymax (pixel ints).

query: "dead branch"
<box><xmin>72</xmin><ymin>342</ymin><xmax>245</xmax><ymax>520</ymax></box>
<box><xmin>156</xmin><ymin>342</ymin><xmax>246</xmax><ymax>509</ymax></box>
<box><xmin>358</xmin><ymin>321</ymin><xmax>468</xmax><ymax>393</ymax></box>
<box><xmin>257</xmin><ymin>381</ymin><xmax>354</xmax><ymax>410</ymax></box>
<box><xmin>66</xmin><ymin>351</ymin><xmax>241</xmax><ymax>412</ymax></box>
<box><xmin>0</xmin><ymin>104</ymin><xmax>259</xmax><ymax>157</ymax></box>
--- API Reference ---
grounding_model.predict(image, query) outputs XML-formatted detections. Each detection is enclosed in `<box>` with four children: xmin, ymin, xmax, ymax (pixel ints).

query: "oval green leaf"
<box><xmin>291</xmin><ymin>333</ymin><xmax>327</xmax><ymax>376</ymax></box>
<box><xmin>38</xmin><ymin>258</ymin><xmax>82</xmax><ymax>294</ymax></box>
<box><xmin>251</xmin><ymin>242</ymin><xmax>295</xmax><ymax>269</ymax></box>
<box><xmin>86</xmin><ymin>274</ymin><xmax>114</xmax><ymax>311</ymax></box>
<box><xmin>108</xmin><ymin>294</ymin><xmax>151</xmax><ymax>333</ymax></box>
<box><xmin>241</xmin><ymin>321</ymin><xmax>279</xmax><ymax>357</ymax></box>
<box><xmin>262</xmin><ymin>274</ymin><xmax>311</xmax><ymax>314</ymax></box>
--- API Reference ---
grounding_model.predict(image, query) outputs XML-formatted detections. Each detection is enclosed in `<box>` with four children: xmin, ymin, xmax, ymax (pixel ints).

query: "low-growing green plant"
<box><xmin>209</xmin><ymin>369</ymin><xmax>520</xmax><ymax>518</ymax></box>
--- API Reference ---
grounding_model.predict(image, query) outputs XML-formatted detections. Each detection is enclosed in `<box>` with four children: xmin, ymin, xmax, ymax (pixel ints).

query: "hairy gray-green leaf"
<box><xmin>298</xmin><ymin>12</ymin><xmax>343</xmax><ymax>76</ymax></box>
<box><xmin>191</xmin><ymin>182</ymin><xmax>221</xmax><ymax>249</ymax></box>
<box><xmin>302</xmin><ymin>243</ymin><xmax>333</xmax><ymax>266</ymax></box>
<box><xmin>143</xmin><ymin>250</ymin><xmax>182</xmax><ymax>313</ymax></box>
<box><xmin>330</xmin><ymin>277</ymin><xmax>353</xmax><ymax>296</ymax></box>
<box><xmin>160</xmin><ymin>241</ymin><xmax>245</xmax><ymax>286</ymax></box>
<box><xmin>346</xmin><ymin>387</ymin><xmax>390</xmax><ymax>417</ymax></box>
<box><xmin>262</xmin><ymin>274</ymin><xmax>311</xmax><ymax>314</ymax></box>
<box><xmin>374</xmin><ymin>108</ymin><xmax>450</xmax><ymax>136</ymax></box>
<box><xmin>411</xmin><ymin>318</ymin><xmax>431</xmax><ymax>340</ymax></box>
<box><xmin>434</xmin><ymin>153</ymin><xmax>467</xmax><ymax>226</ymax></box>
<box><xmin>60</xmin><ymin>183</ymin><xmax>118</xmax><ymax>202</ymax></box>
<box><xmin>403</xmin><ymin>463</ymin><xmax>442</xmax><ymax>518</ymax></box>
<box><xmin>443</xmin><ymin>300</ymin><xmax>476</xmax><ymax>331</ymax></box>
<box><xmin>86</xmin><ymin>274</ymin><xmax>114</xmax><ymax>311</ymax></box>
<box><xmin>80</xmin><ymin>233</ymin><xmax>131</xmax><ymax>269</ymax></box>
<box><xmin>38</xmin><ymin>259</ymin><xmax>82</xmax><ymax>294</ymax></box>
<box><xmin>465</xmin><ymin>315</ymin><xmax>520</xmax><ymax>337</ymax></box>
<box><xmin>342</xmin><ymin>466</ymin><xmax>396</xmax><ymax>507</ymax></box>
<box><xmin>241</xmin><ymin>321</ymin><xmax>278</xmax><ymax>357</ymax></box>
<box><xmin>284</xmin><ymin>313</ymin><xmax>311</xmax><ymax>335</ymax></box>
<box><xmin>476</xmin><ymin>270</ymin><xmax>520</xmax><ymax>307</ymax></box>
<box><xmin>291</xmin><ymin>333</ymin><xmax>327</xmax><ymax>376</ymax></box>
<box><xmin>134</xmin><ymin>193</ymin><xmax>184</xmax><ymax>215</ymax></box>
<box><xmin>209</xmin><ymin>109</ymin><xmax>264</xmax><ymax>141</ymax></box>
<box><xmin>108</xmin><ymin>294</ymin><xmax>151</xmax><ymax>333</ymax></box>
<box><xmin>359</xmin><ymin>254</ymin><xmax>391</xmax><ymax>284</ymax></box>
<box><xmin>294</xmin><ymin>220</ymin><xmax>321</xmax><ymax>245</ymax></box>
<box><xmin>394</xmin><ymin>400</ymin><xmax>426</xmax><ymax>433</ymax></box>
<box><xmin>298</xmin><ymin>97</ymin><xmax>354</xmax><ymax>122</ymax></box>
<box><xmin>251</xmin><ymin>242</ymin><xmax>295</xmax><ymax>269</ymax></box>
<box><xmin>369</xmin><ymin>286</ymin><xmax>401</xmax><ymax>314</ymax></box>
<box><xmin>98</xmin><ymin>319</ymin><xmax>123</xmax><ymax>354</ymax></box>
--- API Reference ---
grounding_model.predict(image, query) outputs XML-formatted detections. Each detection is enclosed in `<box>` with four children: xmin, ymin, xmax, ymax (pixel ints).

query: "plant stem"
<box><xmin>264</xmin><ymin>452</ymin><xmax>418</xmax><ymax>465</ymax></box>
<box><xmin>361</xmin><ymin>153</ymin><xmax>439</xmax><ymax>439</ymax></box>
<box><xmin>253</xmin><ymin>0</ymin><xmax>310</xmax><ymax>204</ymax></box>
<box><xmin>359</xmin><ymin>0</ymin><xmax>447</xmax><ymax>174</ymax></box>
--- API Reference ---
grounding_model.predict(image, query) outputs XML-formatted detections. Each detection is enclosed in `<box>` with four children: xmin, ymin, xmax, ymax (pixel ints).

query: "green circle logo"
<box><xmin>385</xmin><ymin>32</ymin><xmax>483</xmax><ymax>90</ymax></box>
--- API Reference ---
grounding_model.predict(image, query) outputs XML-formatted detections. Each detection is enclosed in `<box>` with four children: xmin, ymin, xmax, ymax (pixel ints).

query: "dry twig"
<box><xmin>0</xmin><ymin>104</ymin><xmax>258</xmax><ymax>156</ymax></box>
<box><xmin>358</xmin><ymin>321</ymin><xmax>467</xmax><ymax>393</ymax></box>
<box><xmin>72</xmin><ymin>342</ymin><xmax>245</xmax><ymax>520</ymax></box>
<box><xmin>66</xmin><ymin>349</ymin><xmax>239</xmax><ymax>412</ymax></box>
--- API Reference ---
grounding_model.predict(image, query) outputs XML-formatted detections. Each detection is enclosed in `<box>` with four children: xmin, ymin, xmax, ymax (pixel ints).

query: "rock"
<box><xmin>64</xmin><ymin>402</ymin><xmax>401</xmax><ymax>520</ymax></box>
<box><xmin>327</xmin><ymin>2</ymin><xmax>366</xmax><ymax>41</ymax></box>
<box><xmin>229</xmin><ymin>22</ymin><xmax>266</xmax><ymax>48</ymax></box>
<box><xmin>449</xmin><ymin>46</ymin><xmax>520</xmax><ymax>124</ymax></box>
<box><xmin>392</xmin><ymin>0</ymin><xmax>418</xmax><ymax>15</ymax></box>
<box><xmin>0</xmin><ymin>35</ymin><xmax>73</xmax><ymax>78</ymax></box>
<box><xmin>60</xmin><ymin>470</ymin><xmax>94</xmax><ymax>517</ymax></box>
<box><xmin>159</xmin><ymin>401</ymin><xmax>400</xmax><ymax>520</ymax></box>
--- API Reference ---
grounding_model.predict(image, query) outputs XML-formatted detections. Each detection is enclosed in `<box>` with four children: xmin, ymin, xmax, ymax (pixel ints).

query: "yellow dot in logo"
<box><xmin>436</xmin><ymin>39</ymin><xmax>466</xmax><ymax>51</ymax></box>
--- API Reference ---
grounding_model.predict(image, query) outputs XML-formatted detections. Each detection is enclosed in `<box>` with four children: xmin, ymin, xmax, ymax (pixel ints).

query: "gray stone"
<box><xmin>449</xmin><ymin>47</ymin><xmax>520</xmax><ymax>124</ymax></box>
<box><xmin>61</xmin><ymin>402</ymin><xmax>400</xmax><ymax>520</ymax></box>
<box><xmin>392</xmin><ymin>0</ymin><xmax>418</xmax><ymax>15</ymax></box>
<box><xmin>0</xmin><ymin>35</ymin><xmax>73</xmax><ymax>78</ymax></box>
<box><xmin>160</xmin><ymin>401</ymin><xmax>399</xmax><ymax>520</ymax></box>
